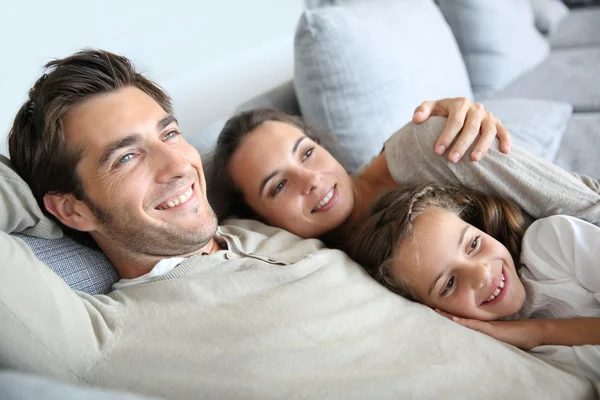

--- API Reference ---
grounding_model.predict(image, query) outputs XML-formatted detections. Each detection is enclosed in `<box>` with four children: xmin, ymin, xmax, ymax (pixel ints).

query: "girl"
<box><xmin>210</xmin><ymin>103</ymin><xmax>600</xmax><ymax>246</ymax></box>
<box><xmin>344</xmin><ymin>184</ymin><xmax>600</xmax><ymax>380</ymax></box>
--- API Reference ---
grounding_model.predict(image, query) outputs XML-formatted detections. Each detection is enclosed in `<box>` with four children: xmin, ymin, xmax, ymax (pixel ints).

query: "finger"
<box><xmin>470</xmin><ymin>115</ymin><xmax>497</xmax><ymax>161</ymax></box>
<box><xmin>495</xmin><ymin>120</ymin><xmax>512</xmax><ymax>154</ymax></box>
<box><xmin>434</xmin><ymin>100</ymin><xmax>470</xmax><ymax>156</ymax></box>
<box><xmin>413</xmin><ymin>100</ymin><xmax>435</xmax><ymax>123</ymax></box>
<box><xmin>448</xmin><ymin>103</ymin><xmax>484</xmax><ymax>163</ymax></box>
<box><xmin>434</xmin><ymin>308</ymin><xmax>456</xmax><ymax>320</ymax></box>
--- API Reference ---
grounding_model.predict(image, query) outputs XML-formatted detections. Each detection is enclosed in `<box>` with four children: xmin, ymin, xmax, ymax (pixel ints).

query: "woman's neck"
<box><xmin>348</xmin><ymin>175</ymin><xmax>398</xmax><ymax>225</ymax></box>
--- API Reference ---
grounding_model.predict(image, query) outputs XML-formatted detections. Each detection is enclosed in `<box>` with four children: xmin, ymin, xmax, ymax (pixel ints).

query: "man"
<box><xmin>0</xmin><ymin>50</ymin><xmax>597</xmax><ymax>398</ymax></box>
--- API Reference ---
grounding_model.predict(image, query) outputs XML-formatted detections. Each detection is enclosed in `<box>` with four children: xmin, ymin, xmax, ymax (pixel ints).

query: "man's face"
<box><xmin>62</xmin><ymin>87</ymin><xmax>217</xmax><ymax>263</ymax></box>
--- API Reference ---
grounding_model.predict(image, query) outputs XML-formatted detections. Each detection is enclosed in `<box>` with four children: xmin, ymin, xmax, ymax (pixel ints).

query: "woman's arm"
<box><xmin>384</xmin><ymin>117</ymin><xmax>600</xmax><ymax>226</ymax></box>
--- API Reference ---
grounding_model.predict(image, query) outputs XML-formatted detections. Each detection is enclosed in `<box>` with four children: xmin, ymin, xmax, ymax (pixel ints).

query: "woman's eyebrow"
<box><xmin>258</xmin><ymin>136</ymin><xmax>307</xmax><ymax>197</ymax></box>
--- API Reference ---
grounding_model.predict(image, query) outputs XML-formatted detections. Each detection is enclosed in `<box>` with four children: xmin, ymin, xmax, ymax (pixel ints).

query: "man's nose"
<box><xmin>154</xmin><ymin>143</ymin><xmax>193</xmax><ymax>183</ymax></box>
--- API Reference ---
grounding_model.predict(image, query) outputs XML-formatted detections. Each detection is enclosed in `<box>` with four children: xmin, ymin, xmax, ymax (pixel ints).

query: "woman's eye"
<box><xmin>468</xmin><ymin>235</ymin><xmax>481</xmax><ymax>254</ymax></box>
<box><xmin>271</xmin><ymin>180</ymin><xmax>286</xmax><ymax>197</ymax></box>
<box><xmin>441</xmin><ymin>276</ymin><xmax>455</xmax><ymax>296</ymax></box>
<box><xmin>117</xmin><ymin>153</ymin><xmax>135</xmax><ymax>165</ymax></box>
<box><xmin>302</xmin><ymin>147</ymin><xmax>314</xmax><ymax>161</ymax></box>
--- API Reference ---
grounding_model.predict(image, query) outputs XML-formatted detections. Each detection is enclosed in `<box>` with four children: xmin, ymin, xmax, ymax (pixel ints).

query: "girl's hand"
<box><xmin>413</xmin><ymin>97</ymin><xmax>512</xmax><ymax>163</ymax></box>
<box><xmin>435</xmin><ymin>309</ymin><xmax>542</xmax><ymax>350</ymax></box>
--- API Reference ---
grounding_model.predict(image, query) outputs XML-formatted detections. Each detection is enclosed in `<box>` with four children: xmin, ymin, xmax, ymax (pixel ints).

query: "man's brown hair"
<box><xmin>8</xmin><ymin>49</ymin><xmax>172</xmax><ymax>245</ymax></box>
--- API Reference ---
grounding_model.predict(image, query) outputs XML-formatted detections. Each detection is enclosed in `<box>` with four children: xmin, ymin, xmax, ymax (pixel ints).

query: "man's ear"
<box><xmin>43</xmin><ymin>193</ymin><xmax>95</xmax><ymax>232</ymax></box>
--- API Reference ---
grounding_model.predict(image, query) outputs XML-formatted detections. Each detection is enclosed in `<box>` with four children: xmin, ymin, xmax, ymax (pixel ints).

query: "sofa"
<box><xmin>1</xmin><ymin>0</ymin><xmax>599</xmax><ymax>398</ymax></box>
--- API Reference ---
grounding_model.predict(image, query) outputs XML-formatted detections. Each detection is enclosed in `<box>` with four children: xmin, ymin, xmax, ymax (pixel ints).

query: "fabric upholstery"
<box><xmin>294</xmin><ymin>0</ymin><xmax>472</xmax><ymax>172</ymax></box>
<box><xmin>494</xmin><ymin>47</ymin><xmax>600</xmax><ymax>113</ymax></box>
<box><xmin>437</xmin><ymin>0</ymin><xmax>549</xmax><ymax>97</ymax></box>
<box><xmin>528</xmin><ymin>0</ymin><xmax>570</xmax><ymax>34</ymax></box>
<box><xmin>12</xmin><ymin>233</ymin><xmax>117</xmax><ymax>295</ymax></box>
<box><xmin>555</xmin><ymin>112</ymin><xmax>600</xmax><ymax>179</ymax></box>
<box><xmin>481</xmin><ymin>98</ymin><xmax>572</xmax><ymax>161</ymax></box>
<box><xmin>548</xmin><ymin>8</ymin><xmax>600</xmax><ymax>48</ymax></box>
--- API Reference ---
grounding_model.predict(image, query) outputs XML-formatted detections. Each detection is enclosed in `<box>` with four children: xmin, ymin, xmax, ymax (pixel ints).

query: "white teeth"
<box><xmin>483</xmin><ymin>272</ymin><xmax>505</xmax><ymax>303</ymax></box>
<box><xmin>158</xmin><ymin>188</ymin><xmax>193</xmax><ymax>210</ymax></box>
<box><xmin>313</xmin><ymin>188</ymin><xmax>334</xmax><ymax>211</ymax></box>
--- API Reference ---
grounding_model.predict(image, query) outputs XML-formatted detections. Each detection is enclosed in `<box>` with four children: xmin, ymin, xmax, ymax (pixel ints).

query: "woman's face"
<box><xmin>228</xmin><ymin>121</ymin><xmax>355</xmax><ymax>238</ymax></box>
<box><xmin>392</xmin><ymin>207</ymin><xmax>526</xmax><ymax>321</ymax></box>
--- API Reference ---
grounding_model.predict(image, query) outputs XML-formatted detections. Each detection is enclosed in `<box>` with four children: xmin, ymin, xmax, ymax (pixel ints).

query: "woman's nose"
<box><xmin>298</xmin><ymin>169</ymin><xmax>321</xmax><ymax>195</ymax></box>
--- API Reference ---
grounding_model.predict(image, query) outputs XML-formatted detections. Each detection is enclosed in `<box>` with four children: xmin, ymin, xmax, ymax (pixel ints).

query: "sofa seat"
<box><xmin>548</xmin><ymin>8</ymin><xmax>600</xmax><ymax>49</ymax></box>
<box><xmin>492</xmin><ymin>47</ymin><xmax>600</xmax><ymax>112</ymax></box>
<box><xmin>555</xmin><ymin>112</ymin><xmax>600</xmax><ymax>178</ymax></box>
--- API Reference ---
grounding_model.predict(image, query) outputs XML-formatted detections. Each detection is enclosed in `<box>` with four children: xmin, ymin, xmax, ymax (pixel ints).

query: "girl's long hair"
<box><xmin>343</xmin><ymin>184</ymin><xmax>528</xmax><ymax>299</ymax></box>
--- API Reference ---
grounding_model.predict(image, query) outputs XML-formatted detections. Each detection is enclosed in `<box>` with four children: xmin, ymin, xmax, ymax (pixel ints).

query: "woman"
<box><xmin>343</xmin><ymin>183</ymin><xmax>600</xmax><ymax>380</ymax></box>
<box><xmin>210</xmin><ymin>98</ymin><xmax>600</xmax><ymax>243</ymax></box>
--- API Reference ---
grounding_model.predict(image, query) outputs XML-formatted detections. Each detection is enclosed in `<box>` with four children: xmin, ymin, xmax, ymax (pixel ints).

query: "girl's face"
<box><xmin>392</xmin><ymin>207</ymin><xmax>526</xmax><ymax>320</ymax></box>
<box><xmin>228</xmin><ymin>121</ymin><xmax>355</xmax><ymax>238</ymax></box>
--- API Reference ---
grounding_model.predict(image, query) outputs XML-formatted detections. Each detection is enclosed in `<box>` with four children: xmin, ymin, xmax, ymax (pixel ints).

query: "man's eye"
<box><xmin>441</xmin><ymin>276</ymin><xmax>455</xmax><ymax>296</ymax></box>
<box><xmin>468</xmin><ymin>235</ymin><xmax>481</xmax><ymax>254</ymax></box>
<box><xmin>271</xmin><ymin>180</ymin><xmax>286</xmax><ymax>197</ymax></box>
<box><xmin>302</xmin><ymin>147</ymin><xmax>314</xmax><ymax>161</ymax></box>
<box><xmin>164</xmin><ymin>130</ymin><xmax>180</xmax><ymax>140</ymax></box>
<box><xmin>117</xmin><ymin>153</ymin><xmax>135</xmax><ymax>165</ymax></box>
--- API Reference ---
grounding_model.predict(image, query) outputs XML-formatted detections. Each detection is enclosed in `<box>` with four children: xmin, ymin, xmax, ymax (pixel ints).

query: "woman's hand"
<box><xmin>413</xmin><ymin>97</ymin><xmax>512</xmax><ymax>163</ymax></box>
<box><xmin>435</xmin><ymin>309</ymin><xmax>542</xmax><ymax>350</ymax></box>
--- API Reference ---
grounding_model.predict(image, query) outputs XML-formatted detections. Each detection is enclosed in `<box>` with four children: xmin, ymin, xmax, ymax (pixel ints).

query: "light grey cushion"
<box><xmin>438</xmin><ymin>0</ymin><xmax>550</xmax><ymax>97</ymax></box>
<box><xmin>236</xmin><ymin>81</ymin><xmax>301</xmax><ymax>116</ymax></box>
<box><xmin>555</xmin><ymin>112</ymin><xmax>600</xmax><ymax>178</ymax></box>
<box><xmin>481</xmin><ymin>98</ymin><xmax>572</xmax><ymax>161</ymax></box>
<box><xmin>0</xmin><ymin>370</ymin><xmax>158</xmax><ymax>400</ymax></box>
<box><xmin>548</xmin><ymin>8</ymin><xmax>600</xmax><ymax>48</ymax></box>
<box><xmin>528</xmin><ymin>0</ymin><xmax>570</xmax><ymax>34</ymax></box>
<box><xmin>294</xmin><ymin>0</ymin><xmax>473</xmax><ymax>172</ymax></box>
<box><xmin>493</xmin><ymin>47</ymin><xmax>600</xmax><ymax>113</ymax></box>
<box><xmin>12</xmin><ymin>233</ymin><xmax>117</xmax><ymax>295</ymax></box>
<box><xmin>0</xmin><ymin>155</ymin><xmax>62</xmax><ymax>239</ymax></box>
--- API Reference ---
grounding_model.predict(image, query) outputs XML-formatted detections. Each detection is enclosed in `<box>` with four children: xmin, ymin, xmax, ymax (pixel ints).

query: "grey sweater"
<box><xmin>385</xmin><ymin>117</ymin><xmax>600</xmax><ymax>224</ymax></box>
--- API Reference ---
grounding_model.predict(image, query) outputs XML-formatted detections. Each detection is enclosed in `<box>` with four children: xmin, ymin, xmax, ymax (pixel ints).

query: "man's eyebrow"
<box><xmin>428</xmin><ymin>224</ymin><xmax>470</xmax><ymax>296</ymax></box>
<box><xmin>158</xmin><ymin>114</ymin><xmax>178</xmax><ymax>131</ymax></box>
<box><xmin>98</xmin><ymin>134</ymin><xmax>142</xmax><ymax>168</ymax></box>
<box><xmin>97</xmin><ymin>115</ymin><xmax>178</xmax><ymax>168</ymax></box>
<box><xmin>258</xmin><ymin>136</ymin><xmax>306</xmax><ymax>197</ymax></box>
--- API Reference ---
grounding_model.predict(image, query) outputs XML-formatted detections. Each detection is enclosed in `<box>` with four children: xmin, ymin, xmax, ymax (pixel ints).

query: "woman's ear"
<box><xmin>43</xmin><ymin>193</ymin><xmax>95</xmax><ymax>232</ymax></box>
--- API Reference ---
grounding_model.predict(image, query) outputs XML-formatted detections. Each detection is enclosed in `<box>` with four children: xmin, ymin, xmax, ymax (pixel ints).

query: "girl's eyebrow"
<box><xmin>427</xmin><ymin>223</ymin><xmax>471</xmax><ymax>296</ymax></box>
<box><xmin>258</xmin><ymin>136</ymin><xmax>306</xmax><ymax>197</ymax></box>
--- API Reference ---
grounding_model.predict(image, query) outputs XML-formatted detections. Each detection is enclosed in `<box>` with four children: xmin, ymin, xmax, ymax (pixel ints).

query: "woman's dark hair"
<box><xmin>210</xmin><ymin>107</ymin><xmax>325</xmax><ymax>221</ymax></box>
<box><xmin>343</xmin><ymin>184</ymin><xmax>528</xmax><ymax>300</ymax></box>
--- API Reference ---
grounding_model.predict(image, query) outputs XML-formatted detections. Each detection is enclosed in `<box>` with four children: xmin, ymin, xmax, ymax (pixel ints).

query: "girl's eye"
<box><xmin>441</xmin><ymin>276</ymin><xmax>455</xmax><ymax>296</ymax></box>
<box><xmin>164</xmin><ymin>130</ymin><xmax>181</xmax><ymax>140</ymax></box>
<box><xmin>468</xmin><ymin>235</ymin><xmax>481</xmax><ymax>255</ymax></box>
<box><xmin>117</xmin><ymin>153</ymin><xmax>135</xmax><ymax>165</ymax></box>
<box><xmin>271</xmin><ymin>180</ymin><xmax>286</xmax><ymax>197</ymax></box>
<box><xmin>302</xmin><ymin>147</ymin><xmax>314</xmax><ymax>161</ymax></box>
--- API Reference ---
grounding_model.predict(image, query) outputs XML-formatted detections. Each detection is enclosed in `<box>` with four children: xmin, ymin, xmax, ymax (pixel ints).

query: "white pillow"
<box><xmin>294</xmin><ymin>0</ymin><xmax>473</xmax><ymax>172</ymax></box>
<box><xmin>437</xmin><ymin>0</ymin><xmax>550</xmax><ymax>98</ymax></box>
<box><xmin>528</xmin><ymin>0</ymin><xmax>570</xmax><ymax>34</ymax></box>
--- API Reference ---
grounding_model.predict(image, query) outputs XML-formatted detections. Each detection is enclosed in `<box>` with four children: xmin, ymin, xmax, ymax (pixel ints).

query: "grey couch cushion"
<box><xmin>12</xmin><ymin>233</ymin><xmax>118</xmax><ymax>295</ymax></box>
<box><xmin>294</xmin><ymin>0</ymin><xmax>472</xmax><ymax>172</ymax></box>
<box><xmin>493</xmin><ymin>47</ymin><xmax>600</xmax><ymax>113</ymax></box>
<box><xmin>481</xmin><ymin>98</ymin><xmax>572</xmax><ymax>161</ymax></box>
<box><xmin>438</xmin><ymin>0</ymin><xmax>549</xmax><ymax>98</ymax></box>
<box><xmin>555</xmin><ymin>112</ymin><xmax>600</xmax><ymax>179</ymax></box>
<box><xmin>548</xmin><ymin>8</ymin><xmax>600</xmax><ymax>48</ymax></box>
<box><xmin>528</xmin><ymin>0</ymin><xmax>570</xmax><ymax>34</ymax></box>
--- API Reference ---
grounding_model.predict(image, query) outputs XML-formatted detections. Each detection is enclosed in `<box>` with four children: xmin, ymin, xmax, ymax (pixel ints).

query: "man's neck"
<box><xmin>97</xmin><ymin>236</ymin><xmax>222</xmax><ymax>280</ymax></box>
